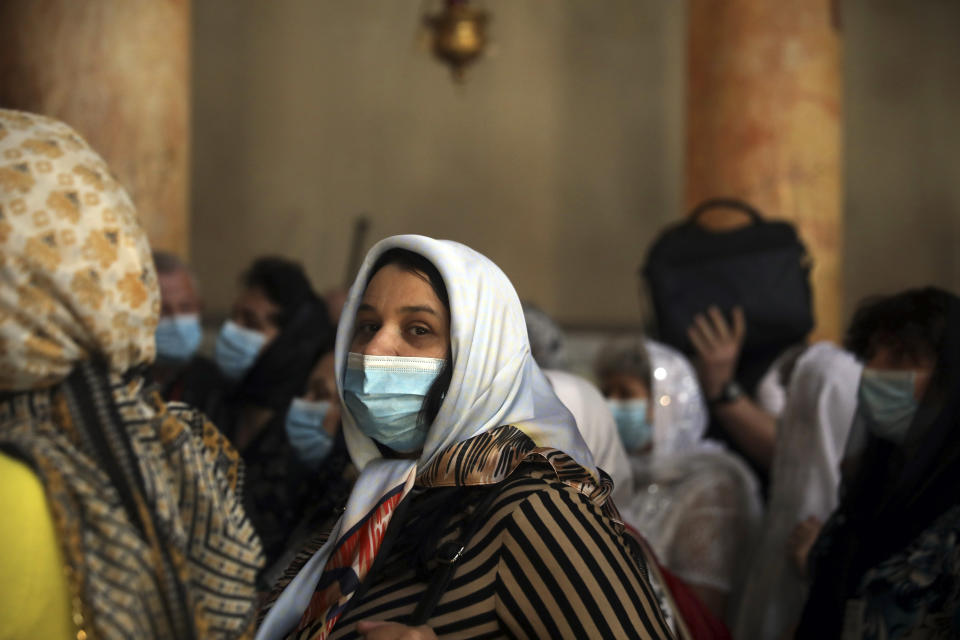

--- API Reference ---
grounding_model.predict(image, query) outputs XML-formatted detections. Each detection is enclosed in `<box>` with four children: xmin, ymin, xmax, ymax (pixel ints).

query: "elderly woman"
<box><xmin>257</xmin><ymin>236</ymin><xmax>672</xmax><ymax>639</ymax></box>
<box><xmin>595</xmin><ymin>337</ymin><xmax>762</xmax><ymax>624</ymax></box>
<box><xmin>796</xmin><ymin>288</ymin><xmax>960</xmax><ymax>638</ymax></box>
<box><xmin>0</xmin><ymin>109</ymin><xmax>263</xmax><ymax>638</ymax></box>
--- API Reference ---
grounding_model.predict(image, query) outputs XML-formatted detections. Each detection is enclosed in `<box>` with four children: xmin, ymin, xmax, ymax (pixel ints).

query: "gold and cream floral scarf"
<box><xmin>0</xmin><ymin>109</ymin><xmax>263</xmax><ymax>639</ymax></box>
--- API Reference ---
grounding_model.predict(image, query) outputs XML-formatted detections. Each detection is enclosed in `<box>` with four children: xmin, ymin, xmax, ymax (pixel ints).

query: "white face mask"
<box><xmin>858</xmin><ymin>368</ymin><xmax>919</xmax><ymax>444</ymax></box>
<box><xmin>155</xmin><ymin>314</ymin><xmax>202</xmax><ymax>364</ymax></box>
<box><xmin>606</xmin><ymin>398</ymin><xmax>652</xmax><ymax>451</ymax></box>
<box><xmin>285</xmin><ymin>398</ymin><xmax>334</xmax><ymax>466</ymax></box>
<box><xmin>342</xmin><ymin>353</ymin><xmax>445</xmax><ymax>453</ymax></box>
<box><xmin>214</xmin><ymin>320</ymin><xmax>267</xmax><ymax>381</ymax></box>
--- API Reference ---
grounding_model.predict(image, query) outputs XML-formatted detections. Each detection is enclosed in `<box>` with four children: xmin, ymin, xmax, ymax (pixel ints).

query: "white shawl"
<box><xmin>258</xmin><ymin>235</ymin><xmax>596</xmax><ymax>639</ymax></box>
<box><xmin>733</xmin><ymin>341</ymin><xmax>861</xmax><ymax>640</ymax></box>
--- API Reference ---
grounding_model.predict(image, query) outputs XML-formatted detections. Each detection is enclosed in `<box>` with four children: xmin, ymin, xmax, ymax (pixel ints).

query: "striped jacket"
<box><xmin>277</xmin><ymin>460</ymin><xmax>674</xmax><ymax>639</ymax></box>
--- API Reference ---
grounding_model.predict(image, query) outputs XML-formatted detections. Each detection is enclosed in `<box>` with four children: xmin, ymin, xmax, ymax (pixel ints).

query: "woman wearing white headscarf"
<box><xmin>257</xmin><ymin>236</ymin><xmax>672</xmax><ymax>640</ymax></box>
<box><xmin>732</xmin><ymin>342</ymin><xmax>861</xmax><ymax>640</ymax></box>
<box><xmin>596</xmin><ymin>337</ymin><xmax>763</xmax><ymax>624</ymax></box>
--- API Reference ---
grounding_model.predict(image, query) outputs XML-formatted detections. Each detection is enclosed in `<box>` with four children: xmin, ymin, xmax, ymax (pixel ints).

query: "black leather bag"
<box><xmin>642</xmin><ymin>198</ymin><xmax>814</xmax><ymax>388</ymax></box>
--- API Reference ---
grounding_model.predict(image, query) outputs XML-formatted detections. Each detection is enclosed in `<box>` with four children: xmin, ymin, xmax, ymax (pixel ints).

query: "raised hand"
<box><xmin>687</xmin><ymin>305</ymin><xmax>746</xmax><ymax>399</ymax></box>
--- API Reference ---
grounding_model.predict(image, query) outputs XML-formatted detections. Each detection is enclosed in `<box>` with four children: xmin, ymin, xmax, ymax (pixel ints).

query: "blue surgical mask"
<box><xmin>858</xmin><ymin>368</ymin><xmax>919</xmax><ymax>444</ymax></box>
<box><xmin>155</xmin><ymin>314</ymin><xmax>202</xmax><ymax>364</ymax></box>
<box><xmin>343</xmin><ymin>352</ymin><xmax>445</xmax><ymax>454</ymax></box>
<box><xmin>214</xmin><ymin>320</ymin><xmax>267</xmax><ymax>381</ymax></box>
<box><xmin>285</xmin><ymin>398</ymin><xmax>334</xmax><ymax>466</ymax></box>
<box><xmin>607</xmin><ymin>398</ymin><xmax>653</xmax><ymax>451</ymax></box>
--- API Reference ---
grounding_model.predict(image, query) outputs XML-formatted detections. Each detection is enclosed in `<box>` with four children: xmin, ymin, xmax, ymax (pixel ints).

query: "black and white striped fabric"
<box><xmin>293</xmin><ymin>461</ymin><xmax>673</xmax><ymax>640</ymax></box>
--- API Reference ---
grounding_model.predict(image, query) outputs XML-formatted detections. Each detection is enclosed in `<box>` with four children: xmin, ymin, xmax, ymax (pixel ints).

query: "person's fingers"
<box><xmin>356</xmin><ymin>622</ymin><xmax>437</xmax><ymax>640</ymax></box>
<box><xmin>731</xmin><ymin>306</ymin><xmax>746</xmax><ymax>343</ymax></box>
<box><xmin>788</xmin><ymin>527</ymin><xmax>800</xmax><ymax>546</ymax></box>
<box><xmin>692</xmin><ymin>313</ymin><xmax>718</xmax><ymax>349</ymax></box>
<box><xmin>788</xmin><ymin>520</ymin><xmax>808</xmax><ymax>545</ymax></box>
<box><xmin>356</xmin><ymin>621</ymin><xmax>388</xmax><ymax>633</ymax></box>
<box><xmin>707</xmin><ymin>306</ymin><xmax>731</xmax><ymax>341</ymax></box>
<box><xmin>687</xmin><ymin>322</ymin><xmax>710</xmax><ymax>356</ymax></box>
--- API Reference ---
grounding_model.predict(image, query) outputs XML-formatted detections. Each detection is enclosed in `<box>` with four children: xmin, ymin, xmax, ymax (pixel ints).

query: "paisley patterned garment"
<box><xmin>845</xmin><ymin>504</ymin><xmax>960</xmax><ymax>639</ymax></box>
<box><xmin>0</xmin><ymin>109</ymin><xmax>264</xmax><ymax>638</ymax></box>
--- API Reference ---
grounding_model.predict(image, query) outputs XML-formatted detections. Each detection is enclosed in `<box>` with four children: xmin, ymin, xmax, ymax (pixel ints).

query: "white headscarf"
<box><xmin>339</xmin><ymin>236</ymin><xmax>593</xmax><ymax>473</ymax></box>
<box><xmin>259</xmin><ymin>235</ymin><xmax>597</xmax><ymax>639</ymax></box>
<box><xmin>644</xmin><ymin>339</ymin><xmax>711</xmax><ymax>456</ymax></box>
<box><xmin>543</xmin><ymin>369</ymin><xmax>634</xmax><ymax>508</ymax></box>
<box><xmin>733</xmin><ymin>341</ymin><xmax>861</xmax><ymax>640</ymax></box>
<box><xmin>616</xmin><ymin>338</ymin><xmax>763</xmax><ymax>606</ymax></box>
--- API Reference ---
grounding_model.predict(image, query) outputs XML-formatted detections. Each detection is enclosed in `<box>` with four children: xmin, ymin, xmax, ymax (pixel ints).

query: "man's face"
<box><xmin>158</xmin><ymin>269</ymin><xmax>201</xmax><ymax>318</ymax></box>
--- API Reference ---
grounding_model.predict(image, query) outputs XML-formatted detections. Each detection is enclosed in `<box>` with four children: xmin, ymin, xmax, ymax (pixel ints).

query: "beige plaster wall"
<box><xmin>0</xmin><ymin>0</ymin><xmax>191</xmax><ymax>256</ymax></box>
<box><xmin>192</xmin><ymin>0</ymin><xmax>685</xmax><ymax>327</ymax></box>
<box><xmin>842</xmin><ymin>0</ymin><xmax>960</xmax><ymax>322</ymax></box>
<box><xmin>192</xmin><ymin>0</ymin><xmax>960</xmax><ymax>330</ymax></box>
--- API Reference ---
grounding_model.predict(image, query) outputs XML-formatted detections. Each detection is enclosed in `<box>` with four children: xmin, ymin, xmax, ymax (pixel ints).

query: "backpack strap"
<box><xmin>687</xmin><ymin>198</ymin><xmax>763</xmax><ymax>224</ymax></box>
<box><xmin>409</xmin><ymin>486</ymin><xmax>501</xmax><ymax>626</ymax></box>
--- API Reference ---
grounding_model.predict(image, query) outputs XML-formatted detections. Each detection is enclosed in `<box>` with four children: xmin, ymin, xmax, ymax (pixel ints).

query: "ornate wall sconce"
<box><xmin>422</xmin><ymin>0</ymin><xmax>490</xmax><ymax>81</ymax></box>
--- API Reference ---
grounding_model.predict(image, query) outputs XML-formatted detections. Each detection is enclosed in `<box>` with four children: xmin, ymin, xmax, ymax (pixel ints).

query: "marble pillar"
<box><xmin>0</xmin><ymin>0</ymin><xmax>191</xmax><ymax>257</ymax></box>
<box><xmin>685</xmin><ymin>0</ymin><xmax>843</xmax><ymax>340</ymax></box>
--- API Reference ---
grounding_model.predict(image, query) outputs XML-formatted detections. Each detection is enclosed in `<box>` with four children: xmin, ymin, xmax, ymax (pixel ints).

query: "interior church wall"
<box><xmin>191</xmin><ymin>0</ymin><xmax>960</xmax><ymax>332</ymax></box>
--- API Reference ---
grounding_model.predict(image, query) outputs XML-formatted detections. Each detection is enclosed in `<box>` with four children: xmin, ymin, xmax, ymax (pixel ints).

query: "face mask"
<box><xmin>858</xmin><ymin>368</ymin><xmax>919</xmax><ymax>444</ymax></box>
<box><xmin>343</xmin><ymin>352</ymin><xmax>445</xmax><ymax>454</ymax></box>
<box><xmin>285</xmin><ymin>398</ymin><xmax>334</xmax><ymax>466</ymax></box>
<box><xmin>214</xmin><ymin>320</ymin><xmax>266</xmax><ymax>381</ymax></box>
<box><xmin>154</xmin><ymin>314</ymin><xmax>202</xmax><ymax>364</ymax></box>
<box><xmin>607</xmin><ymin>398</ymin><xmax>653</xmax><ymax>451</ymax></box>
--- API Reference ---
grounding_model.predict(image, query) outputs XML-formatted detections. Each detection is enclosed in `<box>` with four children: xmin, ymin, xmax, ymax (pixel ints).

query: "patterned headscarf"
<box><xmin>0</xmin><ymin>109</ymin><xmax>263</xmax><ymax>638</ymax></box>
<box><xmin>0</xmin><ymin>110</ymin><xmax>158</xmax><ymax>389</ymax></box>
<box><xmin>258</xmin><ymin>235</ymin><xmax>606</xmax><ymax>640</ymax></box>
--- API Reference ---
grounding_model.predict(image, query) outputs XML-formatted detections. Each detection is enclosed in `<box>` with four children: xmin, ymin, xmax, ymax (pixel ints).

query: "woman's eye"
<box><xmin>357</xmin><ymin>322</ymin><xmax>380</xmax><ymax>335</ymax></box>
<box><xmin>410</xmin><ymin>325</ymin><xmax>431</xmax><ymax>337</ymax></box>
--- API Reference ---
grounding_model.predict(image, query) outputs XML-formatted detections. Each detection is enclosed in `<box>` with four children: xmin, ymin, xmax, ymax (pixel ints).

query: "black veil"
<box><xmin>797</xmin><ymin>290</ymin><xmax>960</xmax><ymax>636</ymax></box>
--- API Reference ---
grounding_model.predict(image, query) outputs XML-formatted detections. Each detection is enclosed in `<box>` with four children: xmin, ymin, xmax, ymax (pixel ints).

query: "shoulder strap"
<box><xmin>409</xmin><ymin>486</ymin><xmax>501</xmax><ymax>626</ymax></box>
<box><xmin>687</xmin><ymin>198</ymin><xmax>763</xmax><ymax>224</ymax></box>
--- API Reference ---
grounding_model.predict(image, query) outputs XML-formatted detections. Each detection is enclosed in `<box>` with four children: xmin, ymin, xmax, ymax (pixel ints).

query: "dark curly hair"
<box><xmin>242</xmin><ymin>256</ymin><xmax>318</xmax><ymax>329</ymax></box>
<box><xmin>844</xmin><ymin>287</ymin><xmax>951</xmax><ymax>364</ymax></box>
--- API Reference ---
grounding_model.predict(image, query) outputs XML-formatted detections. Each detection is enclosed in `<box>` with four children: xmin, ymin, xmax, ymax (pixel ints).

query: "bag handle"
<box><xmin>687</xmin><ymin>198</ymin><xmax>763</xmax><ymax>225</ymax></box>
<box><xmin>409</xmin><ymin>486</ymin><xmax>501</xmax><ymax>625</ymax></box>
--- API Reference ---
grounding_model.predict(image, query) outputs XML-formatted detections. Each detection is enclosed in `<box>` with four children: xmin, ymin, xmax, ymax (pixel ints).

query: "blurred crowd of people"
<box><xmin>2</xmin><ymin>108</ymin><xmax>958</xmax><ymax>640</ymax></box>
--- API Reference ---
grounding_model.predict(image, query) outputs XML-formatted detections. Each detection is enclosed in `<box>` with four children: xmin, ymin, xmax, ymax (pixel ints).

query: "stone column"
<box><xmin>0</xmin><ymin>0</ymin><xmax>192</xmax><ymax>257</ymax></box>
<box><xmin>685</xmin><ymin>0</ymin><xmax>843</xmax><ymax>341</ymax></box>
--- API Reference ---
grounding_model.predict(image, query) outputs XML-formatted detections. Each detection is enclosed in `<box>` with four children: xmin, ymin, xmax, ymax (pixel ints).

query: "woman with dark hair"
<box><xmin>205</xmin><ymin>259</ymin><xmax>346</xmax><ymax>586</ymax></box>
<box><xmin>256</xmin><ymin>235</ymin><xmax>672</xmax><ymax>639</ymax></box>
<box><xmin>794</xmin><ymin>287</ymin><xmax>960</xmax><ymax>638</ymax></box>
<box><xmin>210</xmin><ymin>256</ymin><xmax>333</xmax><ymax>443</ymax></box>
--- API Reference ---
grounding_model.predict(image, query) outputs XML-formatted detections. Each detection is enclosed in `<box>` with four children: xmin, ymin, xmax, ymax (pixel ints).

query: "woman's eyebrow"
<box><xmin>356</xmin><ymin>303</ymin><xmax>376</xmax><ymax>313</ymax></box>
<box><xmin>399</xmin><ymin>305</ymin><xmax>438</xmax><ymax>316</ymax></box>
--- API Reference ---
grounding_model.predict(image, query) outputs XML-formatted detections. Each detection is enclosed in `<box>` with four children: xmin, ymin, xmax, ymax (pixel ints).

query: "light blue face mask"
<box><xmin>285</xmin><ymin>398</ymin><xmax>334</xmax><ymax>466</ymax></box>
<box><xmin>858</xmin><ymin>368</ymin><xmax>919</xmax><ymax>444</ymax></box>
<box><xmin>155</xmin><ymin>314</ymin><xmax>202</xmax><ymax>364</ymax></box>
<box><xmin>214</xmin><ymin>320</ymin><xmax>267</xmax><ymax>381</ymax></box>
<box><xmin>607</xmin><ymin>398</ymin><xmax>653</xmax><ymax>451</ymax></box>
<box><xmin>343</xmin><ymin>352</ymin><xmax>445</xmax><ymax>454</ymax></box>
